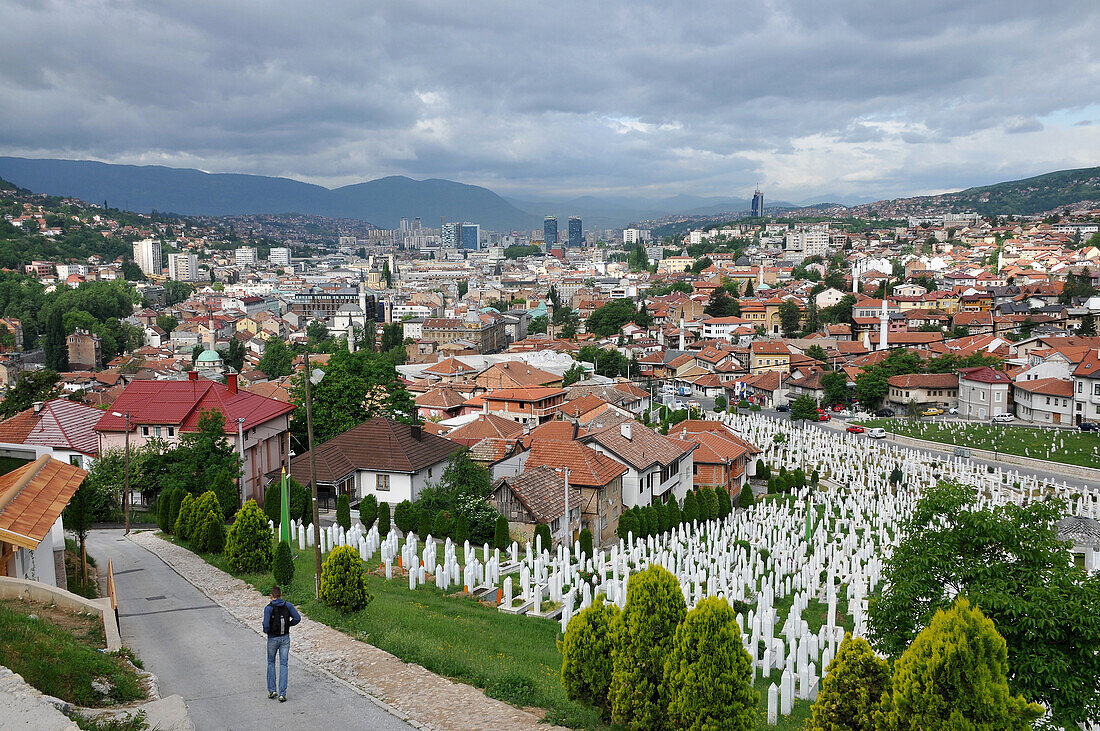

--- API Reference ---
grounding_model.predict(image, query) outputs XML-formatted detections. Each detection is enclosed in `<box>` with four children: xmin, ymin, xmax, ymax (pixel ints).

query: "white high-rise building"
<box><xmin>132</xmin><ymin>239</ymin><xmax>162</xmax><ymax>276</ymax></box>
<box><xmin>269</xmin><ymin>247</ymin><xmax>291</xmax><ymax>266</ymax></box>
<box><xmin>168</xmin><ymin>253</ymin><xmax>199</xmax><ymax>281</ymax></box>
<box><xmin>235</xmin><ymin>247</ymin><xmax>257</xmax><ymax>265</ymax></box>
<box><xmin>623</xmin><ymin>228</ymin><xmax>652</xmax><ymax>244</ymax></box>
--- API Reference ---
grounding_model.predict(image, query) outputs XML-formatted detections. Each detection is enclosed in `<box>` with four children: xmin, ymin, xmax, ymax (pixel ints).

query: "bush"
<box><xmin>617</xmin><ymin>511</ymin><xmax>638</xmax><ymax>541</ymax></box>
<box><xmin>714</xmin><ymin>395</ymin><xmax>727</xmax><ymax>411</ymax></box>
<box><xmin>703</xmin><ymin>488</ymin><xmax>720</xmax><ymax>521</ymax></box>
<box><xmin>756</xmin><ymin>460</ymin><xmax>770</xmax><ymax>480</ymax></box>
<box><xmin>272</xmin><ymin>540</ymin><xmax>294</xmax><ymax>587</ymax></box>
<box><xmin>534</xmin><ymin>523</ymin><xmax>552</xmax><ymax>553</ymax></box>
<box><xmin>433</xmin><ymin>510</ymin><xmax>454</xmax><ymax>539</ymax></box>
<box><xmin>210</xmin><ymin>468</ymin><xmax>239</xmax><ymax>520</ymax></box>
<box><xmin>665</xmin><ymin>499</ymin><xmax>681</xmax><ymax>529</ymax></box>
<box><xmin>167</xmin><ymin>488</ymin><xmax>186</xmax><ymax>534</ymax></box>
<box><xmin>642</xmin><ymin>505</ymin><xmax>659</xmax><ymax>537</ymax></box>
<box><xmin>393</xmin><ymin>500</ymin><xmax>414</xmax><ymax>534</ymax></box>
<box><xmin>664</xmin><ymin>596</ymin><xmax>757</xmax><ymax>731</ymax></box>
<box><xmin>262</xmin><ymin>481</ymin><xmax>282</xmax><ymax>524</ymax></box>
<box><xmin>876</xmin><ymin>598</ymin><xmax>1043</xmax><ymax>730</ymax></box>
<box><xmin>225</xmin><ymin>499</ymin><xmax>274</xmax><ymax>573</ymax></box>
<box><xmin>454</xmin><ymin>512</ymin><xmax>469</xmax><ymax>545</ymax></box>
<box><xmin>418</xmin><ymin>506</ymin><xmax>433</xmax><ymax>538</ymax></box>
<box><xmin>175</xmin><ymin>493</ymin><xmax>196</xmax><ymax>539</ymax></box>
<box><xmin>579</xmin><ymin>528</ymin><xmax>593</xmax><ymax>560</ymax></box>
<box><xmin>319</xmin><ymin>544</ymin><xmax>373</xmax><ymax>612</ymax></box>
<box><xmin>808</xmin><ymin>633</ymin><xmax>890</xmax><ymax>731</ymax></box>
<box><xmin>156</xmin><ymin>487</ymin><xmax>180</xmax><ymax>533</ymax></box>
<box><xmin>494</xmin><ymin>515</ymin><xmax>510</xmax><ymax>551</ymax></box>
<box><xmin>609</xmin><ymin>565</ymin><xmax>687</xmax><ymax>729</ymax></box>
<box><xmin>335</xmin><ymin>494</ymin><xmax>351</xmax><ymax>532</ymax></box>
<box><xmin>378</xmin><ymin>502</ymin><xmax>390</xmax><ymax>536</ymax></box>
<box><xmin>560</xmin><ymin>595</ymin><xmax>621</xmax><ymax>721</ymax></box>
<box><xmin>738</xmin><ymin>485</ymin><xmax>755</xmax><ymax>509</ymax></box>
<box><xmin>289</xmin><ymin>477</ymin><xmax>312</xmax><ymax>524</ymax></box>
<box><xmin>358</xmin><ymin>494</ymin><xmax>378</xmax><ymax>529</ymax></box>
<box><xmin>193</xmin><ymin>509</ymin><xmax>226</xmax><ymax>554</ymax></box>
<box><xmin>716</xmin><ymin>487</ymin><xmax>732</xmax><ymax>518</ymax></box>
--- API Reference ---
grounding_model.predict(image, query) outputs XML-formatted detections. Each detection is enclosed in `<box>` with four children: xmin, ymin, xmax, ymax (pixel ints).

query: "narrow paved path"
<box><xmin>86</xmin><ymin>530</ymin><xmax>411</xmax><ymax>731</ymax></box>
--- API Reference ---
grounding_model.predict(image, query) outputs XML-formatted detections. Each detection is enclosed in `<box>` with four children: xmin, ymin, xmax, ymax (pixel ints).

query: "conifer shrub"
<box><xmin>702</xmin><ymin>487</ymin><xmax>720</xmax><ymax>520</ymax></box>
<box><xmin>434</xmin><ymin>510</ymin><xmax>454</xmax><ymax>539</ymax></box>
<box><xmin>393</xmin><ymin>500</ymin><xmax>414</xmax><ymax>534</ymax></box>
<box><xmin>716</xmin><ymin>487</ymin><xmax>732</xmax><ymax>518</ymax></box>
<box><xmin>609</xmin><ymin>565</ymin><xmax>687</xmax><ymax>729</ymax></box>
<box><xmin>534</xmin><ymin>523</ymin><xmax>552</xmax><ymax>553</ymax></box>
<box><xmin>210</xmin><ymin>468</ymin><xmax>239</xmax><ymax>520</ymax></box>
<box><xmin>335</xmin><ymin>494</ymin><xmax>351</xmax><ymax>532</ymax></box>
<box><xmin>738</xmin><ymin>485</ymin><xmax>755</xmax><ymax>509</ymax></box>
<box><xmin>560</xmin><ymin>594</ymin><xmax>621</xmax><ymax>722</ymax></box>
<box><xmin>358</xmin><ymin>494</ymin><xmax>378</xmax><ymax>529</ymax></box>
<box><xmin>579</xmin><ymin>528</ymin><xmax>593</xmax><ymax>560</ymax></box>
<box><xmin>156</xmin><ymin>487</ymin><xmax>179</xmax><ymax>533</ymax></box>
<box><xmin>418</xmin><ymin>506</ymin><xmax>433</xmax><ymax>538</ymax></box>
<box><xmin>494</xmin><ymin>514</ymin><xmax>510</xmax><ymax>551</ymax></box>
<box><xmin>193</xmin><ymin>508</ymin><xmax>226</xmax><ymax>554</ymax></box>
<box><xmin>319</xmin><ymin>544</ymin><xmax>372</xmax><ymax>612</ymax></box>
<box><xmin>272</xmin><ymin>540</ymin><xmax>294</xmax><ymax>587</ymax></box>
<box><xmin>875</xmin><ymin>598</ymin><xmax>1043</xmax><ymax>730</ymax></box>
<box><xmin>225</xmin><ymin>499</ymin><xmax>274</xmax><ymax>573</ymax></box>
<box><xmin>167</xmin><ymin>488</ymin><xmax>186</xmax><ymax>534</ymax></box>
<box><xmin>175</xmin><ymin>493</ymin><xmax>196</xmax><ymax>539</ymax></box>
<box><xmin>642</xmin><ymin>505</ymin><xmax>659</xmax><ymax>537</ymax></box>
<box><xmin>378</xmin><ymin>502</ymin><xmax>391</xmax><ymax>537</ymax></box>
<box><xmin>262</xmin><ymin>481</ymin><xmax>281</xmax><ymax>524</ymax></box>
<box><xmin>808</xmin><ymin>633</ymin><xmax>890</xmax><ymax>731</ymax></box>
<box><xmin>454</xmin><ymin>512</ymin><xmax>469</xmax><ymax>545</ymax></box>
<box><xmin>664</xmin><ymin>596</ymin><xmax>757</xmax><ymax>730</ymax></box>
<box><xmin>617</xmin><ymin>511</ymin><xmax>638</xmax><ymax>541</ymax></box>
<box><xmin>665</xmin><ymin>499</ymin><xmax>681</xmax><ymax>528</ymax></box>
<box><xmin>289</xmin><ymin>477</ymin><xmax>311</xmax><ymax>524</ymax></box>
<box><xmin>682</xmin><ymin>490</ymin><xmax>700</xmax><ymax>524</ymax></box>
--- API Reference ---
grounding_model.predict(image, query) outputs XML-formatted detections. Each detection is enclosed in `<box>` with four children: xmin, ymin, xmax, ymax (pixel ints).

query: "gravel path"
<box><xmin>130</xmin><ymin>531</ymin><xmax>561</xmax><ymax>731</ymax></box>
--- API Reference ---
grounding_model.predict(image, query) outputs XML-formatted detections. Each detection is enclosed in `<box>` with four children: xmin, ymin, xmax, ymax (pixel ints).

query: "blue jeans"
<box><xmin>266</xmin><ymin>634</ymin><xmax>290</xmax><ymax>695</ymax></box>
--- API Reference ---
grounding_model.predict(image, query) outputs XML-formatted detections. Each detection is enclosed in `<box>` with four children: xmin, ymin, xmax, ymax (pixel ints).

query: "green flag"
<box><xmin>279</xmin><ymin>469</ymin><xmax>292</xmax><ymax>544</ymax></box>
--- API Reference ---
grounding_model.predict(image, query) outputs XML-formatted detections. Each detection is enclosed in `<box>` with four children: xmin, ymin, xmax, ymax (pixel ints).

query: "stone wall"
<box><xmin>0</xmin><ymin>576</ymin><xmax>121</xmax><ymax>651</ymax></box>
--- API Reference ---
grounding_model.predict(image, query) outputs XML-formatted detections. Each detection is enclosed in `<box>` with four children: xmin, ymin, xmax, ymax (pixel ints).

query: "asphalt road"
<box><xmin>745</xmin><ymin>406</ymin><xmax>1098</xmax><ymax>491</ymax></box>
<box><xmin>87</xmin><ymin>529</ymin><xmax>410</xmax><ymax>731</ymax></box>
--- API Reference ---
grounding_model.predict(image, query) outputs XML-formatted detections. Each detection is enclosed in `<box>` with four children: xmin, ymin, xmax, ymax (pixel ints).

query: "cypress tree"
<box><xmin>579</xmin><ymin>528</ymin><xmax>593</xmax><ymax>560</ymax></box>
<box><xmin>272</xmin><ymin>540</ymin><xmax>294</xmax><ymax>587</ymax></box>
<box><xmin>378</xmin><ymin>501</ymin><xmax>390</xmax><ymax>537</ymax></box>
<box><xmin>682</xmin><ymin>490</ymin><xmax>699</xmax><ymax>524</ymax></box>
<box><xmin>358</xmin><ymin>494</ymin><xmax>378</xmax><ymax>529</ymax></box>
<box><xmin>808</xmin><ymin>633</ymin><xmax>890</xmax><ymax>731</ymax></box>
<box><xmin>494</xmin><ymin>514</ymin><xmax>510</xmax><ymax>551</ymax></box>
<box><xmin>335</xmin><ymin>494</ymin><xmax>352</xmax><ymax>532</ymax></box>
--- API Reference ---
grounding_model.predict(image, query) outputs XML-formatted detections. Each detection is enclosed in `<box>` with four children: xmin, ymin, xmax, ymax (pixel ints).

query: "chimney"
<box><xmin>188</xmin><ymin>371</ymin><xmax>198</xmax><ymax>381</ymax></box>
<box><xmin>620</xmin><ymin>422</ymin><xmax>632</xmax><ymax>441</ymax></box>
<box><xmin>32</xmin><ymin>401</ymin><xmax>44</xmax><ymax>413</ymax></box>
<box><xmin>227</xmin><ymin>372</ymin><xmax>238</xmax><ymax>394</ymax></box>
<box><xmin>411</xmin><ymin>423</ymin><xmax>423</xmax><ymax>440</ymax></box>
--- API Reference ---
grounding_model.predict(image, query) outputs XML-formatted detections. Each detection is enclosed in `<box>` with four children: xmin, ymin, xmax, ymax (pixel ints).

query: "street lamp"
<box><xmin>110</xmin><ymin>410</ymin><xmax>131</xmax><ymax>534</ymax></box>
<box><xmin>302</xmin><ymin>352</ymin><xmax>325</xmax><ymax>599</ymax></box>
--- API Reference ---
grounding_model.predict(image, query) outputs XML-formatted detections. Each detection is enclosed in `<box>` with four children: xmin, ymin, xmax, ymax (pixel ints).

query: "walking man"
<box><xmin>262</xmin><ymin>585</ymin><xmax>301</xmax><ymax>702</ymax></box>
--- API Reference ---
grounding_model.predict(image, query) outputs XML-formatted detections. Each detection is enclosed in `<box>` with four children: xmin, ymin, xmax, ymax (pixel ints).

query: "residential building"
<box><xmin>132</xmin><ymin>238</ymin><xmax>162</xmax><ymax>276</ymax></box>
<box><xmin>289</xmin><ymin>417</ymin><xmax>463</xmax><ymax>506</ymax></box>
<box><xmin>1013</xmin><ymin>378</ymin><xmax>1074</xmax><ymax>425</ymax></box>
<box><xmin>475</xmin><ymin>361</ymin><xmax>562</xmax><ymax>390</ymax></box>
<box><xmin>524</xmin><ymin>438</ymin><xmax>626</xmax><ymax>547</ymax></box>
<box><xmin>491</xmin><ymin>465</ymin><xmax>582</xmax><ymax>548</ymax></box>
<box><xmin>235</xmin><ymin>247</ymin><xmax>258</xmax><ymax>265</ymax></box>
<box><xmin>95</xmin><ymin>375</ymin><xmax>295</xmax><ymax>504</ymax></box>
<box><xmin>581</xmin><ymin>420</ymin><xmax>695</xmax><ymax>508</ymax></box>
<box><xmin>957</xmin><ymin>366</ymin><xmax>1012</xmax><ymax>420</ymax></box>
<box><xmin>1073</xmin><ymin>349</ymin><xmax>1100</xmax><ymax>425</ymax></box>
<box><xmin>0</xmin><ymin>398</ymin><xmax>103</xmax><ymax>469</ymax></box>
<box><xmin>422</xmin><ymin>317</ymin><xmax>505</xmax><ymax>353</ymax></box>
<box><xmin>623</xmin><ymin>228</ymin><xmax>651</xmax><ymax>245</ymax></box>
<box><xmin>749</xmin><ymin>341</ymin><xmax>791</xmax><ymax>374</ymax></box>
<box><xmin>269</xmin><ymin>247</ymin><xmax>292</xmax><ymax>266</ymax></box>
<box><xmin>483</xmin><ymin>388</ymin><xmax>567</xmax><ymax>427</ymax></box>
<box><xmin>667</xmin><ymin>421</ymin><xmax>760</xmax><ymax>497</ymax></box>
<box><xmin>886</xmin><ymin>373</ymin><xmax>959</xmax><ymax>412</ymax></box>
<box><xmin>67</xmin><ymin>328</ymin><xmax>102</xmax><ymax>371</ymax></box>
<box><xmin>0</xmin><ymin>455</ymin><xmax>87</xmax><ymax>589</ymax></box>
<box><xmin>167</xmin><ymin>252</ymin><xmax>199</xmax><ymax>281</ymax></box>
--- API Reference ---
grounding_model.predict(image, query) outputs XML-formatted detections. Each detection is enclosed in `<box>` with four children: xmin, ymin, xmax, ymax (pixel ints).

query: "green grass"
<box><xmin>170</xmin><ymin>532</ymin><xmax>818</xmax><ymax>728</ymax></box>
<box><xmin>856</xmin><ymin>418</ymin><xmax>1100</xmax><ymax>468</ymax></box>
<box><xmin>0</xmin><ymin>601</ymin><xmax>143</xmax><ymax>707</ymax></box>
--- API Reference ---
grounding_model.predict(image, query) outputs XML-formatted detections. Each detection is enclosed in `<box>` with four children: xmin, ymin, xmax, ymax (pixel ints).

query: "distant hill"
<box><xmin>0</xmin><ymin>157</ymin><xmax>540</xmax><ymax>231</ymax></box>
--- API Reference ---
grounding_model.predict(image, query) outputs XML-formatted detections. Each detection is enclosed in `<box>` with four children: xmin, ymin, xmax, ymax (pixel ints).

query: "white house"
<box><xmin>957</xmin><ymin>366</ymin><xmax>1012</xmax><ymax>420</ymax></box>
<box><xmin>289</xmin><ymin>417</ymin><xmax>464</xmax><ymax>506</ymax></box>
<box><xmin>581</xmin><ymin>419</ymin><xmax>695</xmax><ymax>509</ymax></box>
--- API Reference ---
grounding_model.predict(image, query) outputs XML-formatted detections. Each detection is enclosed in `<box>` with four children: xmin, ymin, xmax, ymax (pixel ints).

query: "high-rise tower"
<box><xmin>751</xmin><ymin>188</ymin><xmax>764</xmax><ymax>217</ymax></box>
<box><xmin>567</xmin><ymin>216</ymin><xmax>582</xmax><ymax>248</ymax></box>
<box><xmin>544</xmin><ymin>216</ymin><xmax>558</xmax><ymax>247</ymax></box>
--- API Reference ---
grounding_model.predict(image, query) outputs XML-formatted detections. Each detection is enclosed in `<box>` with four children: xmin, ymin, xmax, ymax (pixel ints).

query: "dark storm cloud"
<box><xmin>0</xmin><ymin>0</ymin><xmax>1096</xmax><ymax>200</ymax></box>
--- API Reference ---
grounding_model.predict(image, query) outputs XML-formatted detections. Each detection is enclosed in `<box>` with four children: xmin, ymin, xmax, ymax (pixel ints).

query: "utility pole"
<box><xmin>123</xmin><ymin>412</ymin><xmax>130</xmax><ymax>534</ymax></box>
<box><xmin>303</xmin><ymin>351</ymin><xmax>322</xmax><ymax>599</ymax></box>
<box><xmin>236</xmin><ymin>417</ymin><xmax>246</xmax><ymax>509</ymax></box>
<box><xmin>563</xmin><ymin>466</ymin><xmax>570</xmax><ymax>545</ymax></box>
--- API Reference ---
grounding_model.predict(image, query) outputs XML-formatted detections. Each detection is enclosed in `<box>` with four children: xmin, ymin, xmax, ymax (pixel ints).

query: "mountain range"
<box><xmin>0</xmin><ymin>156</ymin><xmax>1096</xmax><ymax>231</ymax></box>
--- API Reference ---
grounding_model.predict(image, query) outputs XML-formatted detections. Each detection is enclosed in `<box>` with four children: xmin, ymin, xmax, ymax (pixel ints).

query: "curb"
<box><xmin>125</xmin><ymin>533</ymin><xmax>429</xmax><ymax>731</ymax></box>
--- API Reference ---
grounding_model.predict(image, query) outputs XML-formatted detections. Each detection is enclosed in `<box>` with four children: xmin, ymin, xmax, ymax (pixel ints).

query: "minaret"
<box><xmin>878</xmin><ymin>298</ymin><xmax>889</xmax><ymax>351</ymax></box>
<box><xmin>862</xmin><ymin>329</ymin><xmax>872</xmax><ymax>351</ymax></box>
<box><xmin>851</xmin><ymin>264</ymin><xmax>858</xmax><ymax>293</ymax></box>
<box><xmin>679</xmin><ymin>315</ymin><xmax>685</xmax><ymax>351</ymax></box>
<box><xmin>347</xmin><ymin>325</ymin><xmax>355</xmax><ymax>353</ymax></box>
<box><xmin>758</xmin><ymin>266</ymin><xmax>764</xmax><ymax>288</ymax></box>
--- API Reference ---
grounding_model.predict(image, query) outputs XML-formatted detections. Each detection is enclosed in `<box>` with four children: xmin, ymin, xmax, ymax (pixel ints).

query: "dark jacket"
<box><xmin>262</xmin><ymin>598</ymin><xmax>301</xmax><ymax>636</ymax></box>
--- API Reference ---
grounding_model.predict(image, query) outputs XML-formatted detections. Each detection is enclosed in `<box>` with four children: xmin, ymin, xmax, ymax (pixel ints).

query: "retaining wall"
<box><xmin>0</xmin><ymin>576</ymin><xmax>121</xmax><ymax>651</ymax></box>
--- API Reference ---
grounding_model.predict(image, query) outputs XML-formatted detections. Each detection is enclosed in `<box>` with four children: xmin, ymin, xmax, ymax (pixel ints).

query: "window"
<box><xmin>154</xmin><ymin>426</ymin><xmax>162</xmax><ymax>438</ymax></box>
<box><xmin>141</xmin><ymin>426</ymin><xmax>150</xmax><ymax>437</ymax></box>
<box><xmin>69</xmin><ymin>455</ymin><xmax>81</xmax><ymax>467</ymax></box>
<box><xmin>427</xmin><ymin>467</ymin><xmax>432</xmax><ymax>479</ymax></box>
<box><xmin>376</xmin><ymin>474</ymin><xmax>390</xmax><ymax>491</ymax></box>
<box><xmin>167</xmin><ymin>427</ymin><xmax>174</xmax><ymax>437</ymax></box>
<box><xmin>995</xmin><ymin>392</ymin><xmax>1001</xmax><ymax>402</ymax></box>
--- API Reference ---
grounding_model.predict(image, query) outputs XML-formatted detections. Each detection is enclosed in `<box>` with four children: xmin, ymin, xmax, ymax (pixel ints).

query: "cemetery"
<box><xmin>167</xmin><ymin>409</ymin><xmax>1099</xmax><ymax>728</ymax></box>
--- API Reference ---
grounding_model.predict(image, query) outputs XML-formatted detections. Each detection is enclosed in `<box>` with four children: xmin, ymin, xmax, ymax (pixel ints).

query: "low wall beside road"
<box><xmin>885</xmin><ymin>432</ymin><xmax>1100</xmax><ymax>484</ymax></box>
<box><xmin>0</xmin><ymin>576</ymin><xmax>121</xmax><ymax>651</ymax></box>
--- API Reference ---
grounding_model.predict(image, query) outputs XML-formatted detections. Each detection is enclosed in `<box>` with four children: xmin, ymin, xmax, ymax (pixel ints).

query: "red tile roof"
<box><xmin>493</xmin><ymin>465</ymin><xmax>582</xmax><ymax>525</ymax></box>
<box><xmin>0</xmin><ymin>398</ymin><xmax>105</xmax><ymax>455</ymax></box>
<box><xmin>0</xmin><ymin>455</ymin><xmax>88</xmax><ymax>549</ymax></box>
<box><xmin>957</xmin><ymin>366</ymin><xmax>1011</xmax><ymax>384</ymax></box>
<box><xmin>445</xmin><ymin>413</ymin><xmax>525</xmax><ymax>445</ymax></box>
<box><xmin>525</xmin><ymin>439</ymin><xmax>627</xmax><ymax>487</ymax></box>
<box><xmin>94</xmin><ymin>379</ymin><xmax>294</xmax><ymax>434</ymax></box>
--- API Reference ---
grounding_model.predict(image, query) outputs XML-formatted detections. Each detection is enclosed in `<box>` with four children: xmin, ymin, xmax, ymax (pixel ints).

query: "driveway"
<box><xmin>86</xmin><ymin>530</ymin><xmax>410</xmax><ymax>731</ymax></box>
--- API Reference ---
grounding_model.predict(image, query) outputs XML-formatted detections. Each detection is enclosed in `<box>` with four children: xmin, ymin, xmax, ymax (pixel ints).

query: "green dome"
<box><xmin>197</xmin><ymin>349</ymin><xmax>222</xmax><ymax>363</ymax></box>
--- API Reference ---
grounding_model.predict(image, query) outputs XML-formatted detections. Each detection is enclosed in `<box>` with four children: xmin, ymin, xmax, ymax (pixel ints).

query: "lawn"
<box><xmin>0</xmin><ymin>599</ymin><xmax>144</xmax><ymax>707</ymax></box>
<box><xmin>856</xmin><ymin>418</ymin><xmax>1100</xmax><ymax>468</ymax></box>
<box><xmin>171</xmin><ymin>533</ymin><xmax>816</xmax><ymax>729</ymax></box>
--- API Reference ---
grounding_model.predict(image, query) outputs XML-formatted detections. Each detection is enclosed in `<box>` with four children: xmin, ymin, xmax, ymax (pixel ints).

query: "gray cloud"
<box><xmin>0</xmin><ymin>0</ymin><xmax>1097</xmax><ymax>201</ymax></box>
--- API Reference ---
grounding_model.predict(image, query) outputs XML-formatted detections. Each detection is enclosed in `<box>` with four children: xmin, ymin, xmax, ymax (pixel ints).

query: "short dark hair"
<box><xmin>270</xmin><ymin>585</ymin><xmax>281</xmax><ymax>598</ymax></box>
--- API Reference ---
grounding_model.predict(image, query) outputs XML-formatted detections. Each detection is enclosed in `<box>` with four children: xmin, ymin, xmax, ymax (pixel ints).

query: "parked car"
<box><xmin>818</xmin><ymin>413</ymin><xmax>831</xmax><ymax>422</ymax></box>
<box><xmin>948</xmin><ymin>407</ymin><xmax>958</xmax><ymax>415</ymax></box>
<box><xmin>776</xmin><ymin>405</ymin><xmax>789</xmax><ymax>412</ymax></box>
<box><xmin>1080</xmin><ymin>421</ymin><xmax>1099</xmax><ymax>432</ymax></box>
<box><xmin>867</xmin><ymin>427</ymin><xmax>887</xmax><ymax>439</ymax></box>
<box><xmin>921</xmin><ymin>407</ymin><xmax>945</xmax><ymax>417</ymax></box>
<box><xmin>831</xmin><ymin>404</ymin><xmax>842</xmax><ymax>412</ymax></box>
<box><xmin>992</xmin><ymin>413</ymin><xmax>1015</xmax><ymax>423</ymax></box>
<box><xmin>846</xmin><ymin>425</ymin><xmax>865</xmax><ymax>433</ymax></box>
<box><xmin>873</xmin><ymin>408</ymin><xmax>895</xmax><ymax>417</ymax></box>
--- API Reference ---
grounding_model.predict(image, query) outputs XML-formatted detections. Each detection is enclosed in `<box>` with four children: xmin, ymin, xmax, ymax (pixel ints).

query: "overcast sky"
<box><xmin>1</xmin><ymin>0</ymin><xmax>1097</xmax><ymax>203</ymax></box>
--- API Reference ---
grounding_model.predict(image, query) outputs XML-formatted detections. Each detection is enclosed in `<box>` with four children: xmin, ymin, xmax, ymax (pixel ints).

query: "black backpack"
<box><xmin>269</xmin><ymin>603</ymin><xmax>291</xmax><ymax>636</ymax></box>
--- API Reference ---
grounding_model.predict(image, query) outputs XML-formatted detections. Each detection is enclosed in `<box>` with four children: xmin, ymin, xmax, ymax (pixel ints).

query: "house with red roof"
<box><xmin>0</xmin><ymin>398</ymin><xmax>104</xmax><ymax>469</ymax></box>
<box><xmin>524</xmin><ymin>438</ymin><xmax>627</xmax><ymax>546</ymax></box>
<box><xmin>94</xmin><ymin>374</ymin><xmax>295</xmax><ymax>504</ymax></box>
<box><xmin>957</xmin><ymin>366</ymin><xmax>1012</xmax><ymax>420</ymax></box>
<box><xmin>482</xmin><ymin>387</ymin><xmax>567</xmax><ymax>427</ymax></box>
<box><xmin>667</xmin><ymin>421</ymin><xmax>761</xmax><ymax>497</ymax></box>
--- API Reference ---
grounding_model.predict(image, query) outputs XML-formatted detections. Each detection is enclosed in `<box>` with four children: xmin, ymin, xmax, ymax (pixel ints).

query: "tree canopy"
<box><xmin>586</xmin><ymin>298</ymin><xmax>648</xmax><ymax>338</ymax></box>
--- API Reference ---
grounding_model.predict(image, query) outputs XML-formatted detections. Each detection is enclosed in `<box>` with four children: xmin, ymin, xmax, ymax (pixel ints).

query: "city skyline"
<box><xmin>0</xmin><ymin>1</ymin><xmax>1097</xmax><ymax>204</ymax></box>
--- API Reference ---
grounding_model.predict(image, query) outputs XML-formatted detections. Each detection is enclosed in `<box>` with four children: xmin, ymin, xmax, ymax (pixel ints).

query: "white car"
<box><xmin>992</xmin><ymin>413</ymin><xmax>1015</xmax><ymax>423</ymax></box>
<box><xmin>867</xmin><ymin>427</ymin><xmax>887</xmax><ymax>439</ymax></box>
